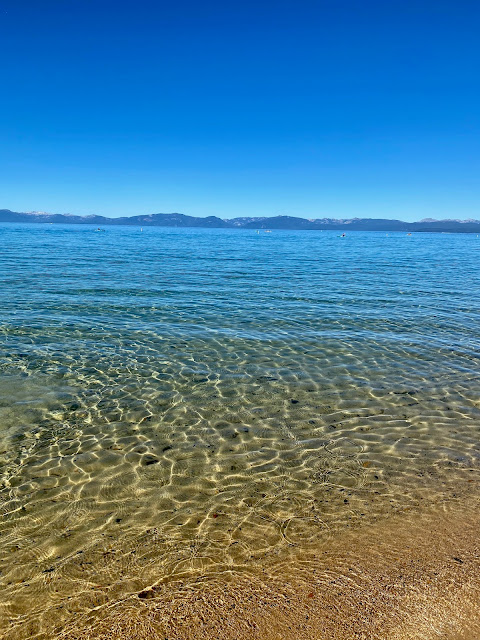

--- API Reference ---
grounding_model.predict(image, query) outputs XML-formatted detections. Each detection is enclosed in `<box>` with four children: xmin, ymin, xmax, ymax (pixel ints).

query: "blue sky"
<box><xmin>0</xmin><ymin>0</ymin><xmax>479</xmax><ymax>220</ymax></box>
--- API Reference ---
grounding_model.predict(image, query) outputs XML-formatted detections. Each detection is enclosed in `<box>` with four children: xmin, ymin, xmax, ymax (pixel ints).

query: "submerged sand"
<box><xmin>16</xmin><ymin>492</ymin><xmax>473</xmax><ymax>640</ymax></box>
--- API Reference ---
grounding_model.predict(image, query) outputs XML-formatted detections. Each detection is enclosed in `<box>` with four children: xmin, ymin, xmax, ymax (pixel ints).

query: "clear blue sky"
<box><xmin>1</xmin><ymin>0</ymin><xmax>479</xmax><ymax>220</ymax></box>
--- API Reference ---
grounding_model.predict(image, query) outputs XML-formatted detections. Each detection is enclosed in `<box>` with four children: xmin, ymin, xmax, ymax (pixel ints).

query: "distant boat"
<box><xmin>94</xmin><ymin>228</ymin><xmax>105</xmax><ymax>232</ymax></box>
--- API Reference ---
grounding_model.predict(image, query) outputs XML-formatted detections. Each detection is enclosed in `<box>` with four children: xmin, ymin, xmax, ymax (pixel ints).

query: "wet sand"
<box><xmin>30</xmin><ymin>490</ymin><xmax>477</xmax><ymax>640</ymax></box>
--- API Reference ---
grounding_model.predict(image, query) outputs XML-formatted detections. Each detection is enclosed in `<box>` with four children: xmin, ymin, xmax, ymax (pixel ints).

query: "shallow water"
<box><xmin>1</xmin><ymin>224</ymin><xmax>480</xmax><ymax>637</ymax></box>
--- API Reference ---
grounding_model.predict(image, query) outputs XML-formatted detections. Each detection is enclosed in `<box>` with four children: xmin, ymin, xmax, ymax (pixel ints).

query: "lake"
<box><xmin>1</xmin><ymin>224</ymin><xmax>480</xmax><ymax>638</ymax></box>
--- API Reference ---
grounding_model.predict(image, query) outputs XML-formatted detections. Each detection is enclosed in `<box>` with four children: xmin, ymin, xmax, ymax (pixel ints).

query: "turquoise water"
<box><xmin>1</xmin><ymin>224</ymin><xmax>480</xmax><ymax>637</ymax></box>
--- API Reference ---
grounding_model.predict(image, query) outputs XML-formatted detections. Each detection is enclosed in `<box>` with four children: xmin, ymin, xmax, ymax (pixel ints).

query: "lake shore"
<box><xmin>47</xmin><ymin>488</ymin><xmax>480</xmax><ymax>640</ymax></box>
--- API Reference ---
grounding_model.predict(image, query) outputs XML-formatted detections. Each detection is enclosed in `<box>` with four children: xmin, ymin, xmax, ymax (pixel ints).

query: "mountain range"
<box><xmin>1</xmin><ymin>210</ymin><xmax>480</xmax><ymax>233</ymax></box>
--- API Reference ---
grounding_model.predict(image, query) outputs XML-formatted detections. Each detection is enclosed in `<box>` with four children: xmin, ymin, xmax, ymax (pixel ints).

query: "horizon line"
<box><xmin>2</xmin><ymin>209</ymin><xmax>480</xmax><ymax>224</ymax></box>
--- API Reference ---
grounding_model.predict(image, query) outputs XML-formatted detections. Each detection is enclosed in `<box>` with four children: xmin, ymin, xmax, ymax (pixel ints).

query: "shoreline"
<box><xmin>19</xmin><ymin>489</ymin><xmax>477</xmax><ymax>640</ymax></box>
<box><xmin>3</xmin><ymin>213</ymin><xmax>480</xmax><ymax>234</ymax></box>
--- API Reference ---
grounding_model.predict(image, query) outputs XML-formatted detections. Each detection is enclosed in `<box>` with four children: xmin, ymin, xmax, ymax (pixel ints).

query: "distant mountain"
<box><xmin>111</xmin><ymin>213</ymin><xmax>232</xmax><ymax>228</ymax></box>
<box><xmin>229</xmin><ymin>216</ymin><xmax>269</xmax><ymax>226</ymax></box>
<box><xmin>1</xmin><ymin>209</ymin><xmax>480</xmax><ymax>232</ymax></box>
<box><xmin>0</xmin><ymin>210</ymin><xmax>231</xmax><ymax>228</ymax></box>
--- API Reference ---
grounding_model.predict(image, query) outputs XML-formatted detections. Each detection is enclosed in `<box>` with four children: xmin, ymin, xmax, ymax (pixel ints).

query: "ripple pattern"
<box><xmin>1</xmin><ymin>224</ymin><xmax>480</xmax><ymax>637</ymax></box>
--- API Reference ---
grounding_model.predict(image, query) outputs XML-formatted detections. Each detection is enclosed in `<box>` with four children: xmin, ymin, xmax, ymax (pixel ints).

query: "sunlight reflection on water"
<box><xmin>1</xmin><ymin>224</ymin><xmax>480</xmax><ymax>637</ymax></box>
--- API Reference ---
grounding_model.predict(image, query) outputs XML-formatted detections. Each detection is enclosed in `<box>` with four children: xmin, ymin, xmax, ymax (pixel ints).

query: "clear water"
<box><xmin>1</xmin><ymin>224</ymin><xmax>480</xmax><ymax>637</ymax></box>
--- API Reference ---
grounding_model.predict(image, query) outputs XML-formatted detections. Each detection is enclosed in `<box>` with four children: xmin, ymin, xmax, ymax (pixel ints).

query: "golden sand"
<box><xmin>32</xmin><ymin>493</ymin><xmax>479</xmax><ymax>640</ymax></box>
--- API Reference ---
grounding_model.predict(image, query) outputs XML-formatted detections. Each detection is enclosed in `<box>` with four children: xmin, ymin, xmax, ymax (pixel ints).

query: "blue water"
<box><xmin>1</xmin><ymin>223</ymin><xmax>480</xmax><ymax>636</ymax></box>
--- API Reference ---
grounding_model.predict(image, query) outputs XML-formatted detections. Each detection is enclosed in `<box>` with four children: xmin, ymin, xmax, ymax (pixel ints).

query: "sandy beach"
<box><xmin>9</xmin><ymin>485</ymin><xmax>469</xmax><ymax>640</ymax></box>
